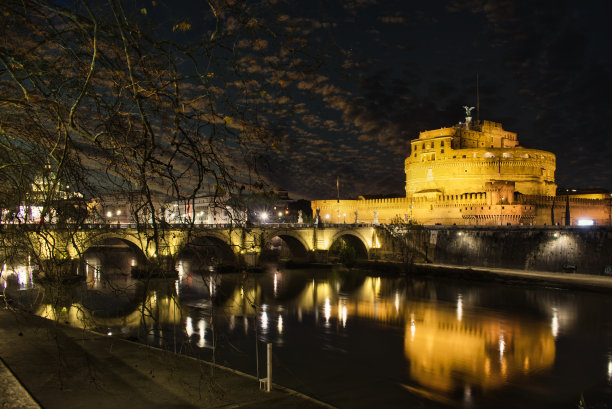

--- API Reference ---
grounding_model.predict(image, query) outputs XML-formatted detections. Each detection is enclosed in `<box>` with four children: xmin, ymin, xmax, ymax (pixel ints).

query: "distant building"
<box><xmin>2</xmin><ymin>165</ymin><xmax>83</xmax><ymax>223</ymax></box>
<box><xmin>312</xmin><ymin>113</ymin><xmax>611</xmax><ymax>226</ymax></box>
<box><xmin>89</xmin><ymin>192</ymin><xmax>167</xmax><ymax>224</ymax></box>
<box><xmin>165</xmin><ymin>195</ymin><xmax>246</xmax><ymax>225</ymax></box>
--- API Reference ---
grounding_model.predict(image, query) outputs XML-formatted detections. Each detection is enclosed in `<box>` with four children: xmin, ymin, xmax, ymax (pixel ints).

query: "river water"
<box><xmin>3</xmin><ymin>250</ymin><xmax>612</xmax><ymax>408</ymax></box>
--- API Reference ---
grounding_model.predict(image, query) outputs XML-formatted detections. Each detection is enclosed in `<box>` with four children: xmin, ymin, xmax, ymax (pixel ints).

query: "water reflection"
<box><xmin>34</xmin><ymin>284</ymin><xmax>183</xmax><ymax>331</ymax></box>
<box><xmin>6</xmin><ymin>250</ymin><xmax>612</xmax><ymax>408</ymax></box>
<box><xmin>1</xmin><ymin>259</ymin><xmax>36</xmax><ymax>289</ymax></box>
<box><xmin>403</xmin><ymin>300</ymin><xmax>555</xmax><ymax>394</ymax></box>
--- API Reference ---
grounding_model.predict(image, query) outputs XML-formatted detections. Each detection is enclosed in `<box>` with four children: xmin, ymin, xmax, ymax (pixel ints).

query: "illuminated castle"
<box><xmin>312</xmin><ymin>110</ymin><xmax>610</xmax><ymax>226</ymax></box>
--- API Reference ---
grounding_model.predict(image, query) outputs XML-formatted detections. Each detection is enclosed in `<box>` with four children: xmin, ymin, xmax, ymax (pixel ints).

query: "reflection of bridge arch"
<box><xmin>261</xmin><ymin>230</ymin><xmax>310</xmax><ymax>261</ymax></box>
<box><xmin>36</xmin><ymin>292</ymin><xmax>184</xmax><ymax>330</ymax></box>
<box><xmin>329</xmin><ymin>231</ymin><xmax>369</xmax><ymax>259</ymax></box>
<box><xmin>178</xmin><ymin>233</ymin><xmax>237</xmax><ymax>267</ymax></box>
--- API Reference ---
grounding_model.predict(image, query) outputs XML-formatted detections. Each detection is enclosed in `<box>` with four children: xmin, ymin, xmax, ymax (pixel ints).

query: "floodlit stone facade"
<box><xmin>312</xmin><ymin>117</ymin><xmax>611</xmax><ymax>226</ymax></box>
<box><xmin>405</xmin><ymin>120</ymin><xmax>556</xmax><ymax>198</ymax></box>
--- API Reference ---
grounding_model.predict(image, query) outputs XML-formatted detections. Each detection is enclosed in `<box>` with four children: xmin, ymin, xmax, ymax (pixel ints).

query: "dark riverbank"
<box><xmin>0</xmin><ymin>308</ymin><xmax>332</xmax><ymax>409</ymax></box>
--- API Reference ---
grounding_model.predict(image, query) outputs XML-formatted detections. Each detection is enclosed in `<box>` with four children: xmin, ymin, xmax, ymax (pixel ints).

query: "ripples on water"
<box><xmin>3</xmin><ymin>251</ymin><xmax>612</xmax><ymax>408</ymax></box>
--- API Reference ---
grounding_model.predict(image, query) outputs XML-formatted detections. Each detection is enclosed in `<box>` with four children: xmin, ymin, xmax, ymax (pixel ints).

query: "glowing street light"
<box><xmin>261</xmin><ymin>212</ymin><xmax>268</xmax><ymax>223</ymax></box>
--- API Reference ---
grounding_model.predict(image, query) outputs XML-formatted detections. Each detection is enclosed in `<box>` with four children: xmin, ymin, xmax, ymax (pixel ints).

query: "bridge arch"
<box><xmin>177</xmin><ymin>232</ymin><xmax>237</xmax><ymax>269</ymax></box>
<box><xmin>260</xmin><ymin>230</ymin><xmax>311</xmax><ymax>262</ymax></box>
<box><xmin>71</xmin><ymin>231</ymin><xmax>148</xmax><ymax>259</ymax></box>
<box><xmin>328</xmin><ymin>230</ymin><xmax>370</xmax><ymax>260</ymax></box>
<box><xmin>76</xmin><ymin>234</ymin><xmax>149</xmax><ymax>278</ymax></box>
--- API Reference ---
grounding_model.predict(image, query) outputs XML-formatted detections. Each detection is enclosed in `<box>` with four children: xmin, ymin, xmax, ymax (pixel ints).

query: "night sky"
<box><xmin>5</xmin><ymin>0</ymin><xmax>610</xmax><ymax>201</ymax></box>
<box><xmin>250</xmin><ymin>0</ymin><xmax>612</xmax><ymax>200</ymax></box>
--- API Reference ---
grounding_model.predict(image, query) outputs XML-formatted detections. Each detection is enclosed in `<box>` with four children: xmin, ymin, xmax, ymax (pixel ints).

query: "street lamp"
<box><xmin>261</xmin><ymin>212</ymin><xmax>268</xmax><ymax>223</ymax></box>
<box><xmin>106</xmin><ymin>211</ymin><xmax>112</xmax><ymax>223</ymax></box>
<box><xmin>116</xmin><ymin>209</ymin><xmax>121</xmax><ymax>224</ymax></box>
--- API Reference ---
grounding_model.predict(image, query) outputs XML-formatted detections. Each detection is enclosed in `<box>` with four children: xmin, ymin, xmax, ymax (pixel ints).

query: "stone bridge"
<box><xmin>14</xmin><ymin>223</ymin><xmax>386</xmax><ymax>269</ymax></box>
<box><xmin>11</xmin><ymin>223</ymin><xmax>612</xmax><ymax>276</ymax></box>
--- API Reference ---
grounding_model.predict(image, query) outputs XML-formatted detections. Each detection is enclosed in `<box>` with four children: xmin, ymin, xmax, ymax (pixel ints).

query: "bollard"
<box><xmin>266</xmin><ymin>343</ymin><xmax>272</xmax><ymax>392</ymax></box>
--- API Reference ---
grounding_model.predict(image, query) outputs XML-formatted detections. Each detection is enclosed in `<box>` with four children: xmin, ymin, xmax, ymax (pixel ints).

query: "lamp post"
<box><xmin>106</xmin><ymin>211</ymin><xmax>112</xmax><ymax>223</ymax></box>
<box><xmin>116</xmin><ymin>209</ymin><xmax>121</xmax><ymax>225</ymax></box>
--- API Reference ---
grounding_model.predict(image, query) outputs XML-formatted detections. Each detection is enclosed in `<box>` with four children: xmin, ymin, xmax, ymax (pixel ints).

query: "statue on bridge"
<box><xmin>315</xmin><ymin>208</ymin><xmax>320</xmax><ymax>227</ymax></box>
<box><xmin>373</xmin><ymin>210</ymin><xmax>379</xmax><ymax>225</ymax></box>
<box><xmin>354</xmin><ymin>211</ymin><xmax>358</xmax><ymax>224</ymax></box>
<box><xmin>297</xmin><ymin>210</ymin><xmax>303</xmax><ymax>224</ymax></box>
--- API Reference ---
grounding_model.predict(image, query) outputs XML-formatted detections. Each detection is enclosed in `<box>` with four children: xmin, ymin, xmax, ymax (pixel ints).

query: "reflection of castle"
<box><xmin>313</xmin><ymin>113</ymin><xmax>610</xmax><ymax>225</ymax></box>
<box><xmin>404</xmin><ymin>301</ymin><xmax>555</xmax><ymax>394</ymax></box>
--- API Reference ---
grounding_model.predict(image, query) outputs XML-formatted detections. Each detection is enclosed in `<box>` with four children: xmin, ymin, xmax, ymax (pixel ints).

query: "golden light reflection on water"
<box><xmin>34</xmin><ymin>291</ymin><xmax>184</xmax><ymax>330</ymax></box>
<box><xmin>228</xmin><ymin>276</ymin><xmax>556</xmax><ymax>396</ymax></box>
<box><xmin>404</xmin><ymin>301</ymin><xmax>555</xmax><ymax>394</ymax></box>
<box><xmin>1</xmin><ymin>262</ymin><xmax>35</xmax><ymax>289</ymax></box>
<box><xmin>26</xmin><ymin>269</ymin><xmax>558</xmax><ymax>399</ymax></box>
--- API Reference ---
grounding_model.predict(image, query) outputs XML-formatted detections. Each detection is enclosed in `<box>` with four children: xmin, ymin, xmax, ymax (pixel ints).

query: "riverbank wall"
<box><xmin>380</xmin><ymin>226</ymin><xmax>612</xmax><ymax>276</ymax></box>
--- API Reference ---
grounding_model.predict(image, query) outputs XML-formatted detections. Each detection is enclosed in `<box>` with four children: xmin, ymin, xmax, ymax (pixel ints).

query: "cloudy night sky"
<box><xmin>234</xmin><ymin>0</ymin><xmax>612</xmax><ymax>200</ymax></box>
<box><xmin>4</xmin><ymin>0</ymin><xmax>611</xmax><ymax>201</ymax></box>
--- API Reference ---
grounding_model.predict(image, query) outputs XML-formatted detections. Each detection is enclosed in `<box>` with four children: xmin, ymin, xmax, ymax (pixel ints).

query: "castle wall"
<box><xmin>311</xmin><ymin>198</ymin><xmax>412</xmax><ymax>224</ymax></box>
<box><xmin>311</xmin><ymin>196</ymin><xmax>612</xmax><ymax>226</ymax></box>
<box><xmin>405</xmin><ymin>148</ymin><xmax>556</xmax><ymax>197</ymax></box>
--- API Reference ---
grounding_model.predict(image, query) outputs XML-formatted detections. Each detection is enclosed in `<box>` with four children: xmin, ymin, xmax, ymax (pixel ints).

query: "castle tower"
<box><xmin>404</xmin><ymin>120</ymin><xmax>556</xmax><ymax>199</ymax></box>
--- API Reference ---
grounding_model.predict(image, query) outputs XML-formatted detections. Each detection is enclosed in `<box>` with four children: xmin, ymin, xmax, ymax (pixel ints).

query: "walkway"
<box><xmin>415</xmin><ymin>263</ymin><xmax>612</xmax><ymax>292</ymax></box>
<box><xmin>0</xmin><ymin>309</ymin><xmax>332</xmax><ymax>409</ymax></box>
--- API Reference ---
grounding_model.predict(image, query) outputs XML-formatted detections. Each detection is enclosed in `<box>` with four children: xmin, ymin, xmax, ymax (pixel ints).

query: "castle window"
<box><xmin>441</xmin><ymin>141</ymin><xmax>445</xmax><ymax>147</ymax></box>
<box><xmin>431</xmin><ymin>142</ymin><xmax>435</xmax><ymax>148</ymax></box>
<box><xmin>462</xmin><ymin>155</ymin><xmax>466</xmax><ymax>158</ymax></box>
<box><xmin>422</xmin><ymin>143</ymin><xmax>425</xmax><ymax>149</ymax></box>
<box><xmin>464</xmin><ymin>169</ymin><xmax>468</xmax><ymax>172</ymax></box>
<box><xmin>441</xmin><ymin>149</ymin><xmax>444</xmax><ymax>154</ymax></box>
